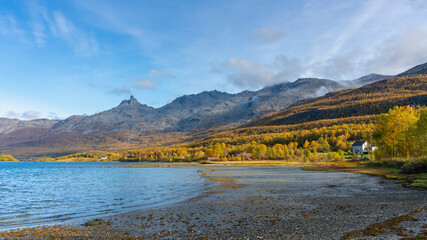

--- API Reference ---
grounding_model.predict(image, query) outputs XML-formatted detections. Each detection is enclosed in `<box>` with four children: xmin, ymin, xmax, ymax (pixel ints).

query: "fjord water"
<box><xmin>0</xmin><ymin>162</ymin><xmax>207</xmax><ymax>230</ymax></box>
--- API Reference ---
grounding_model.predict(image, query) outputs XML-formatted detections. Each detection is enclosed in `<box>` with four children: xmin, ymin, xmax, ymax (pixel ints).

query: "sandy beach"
<box><xmin>1</xmin><ymin>166</ymin><xmax>426</xmax><ymax>239</ymax></box>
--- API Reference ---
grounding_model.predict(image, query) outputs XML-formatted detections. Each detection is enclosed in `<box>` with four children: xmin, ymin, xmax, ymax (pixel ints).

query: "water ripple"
<box><xmin>0</xmin><ymin>162</ymin><xmax>207</xmax><ymax>230</ymax></box>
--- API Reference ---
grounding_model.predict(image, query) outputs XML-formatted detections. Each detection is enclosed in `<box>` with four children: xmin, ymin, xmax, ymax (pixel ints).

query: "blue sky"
<box><xmin>1</xmin><ymin>0</ymin><xmax>427</xmax><ymax>120</ymax></box>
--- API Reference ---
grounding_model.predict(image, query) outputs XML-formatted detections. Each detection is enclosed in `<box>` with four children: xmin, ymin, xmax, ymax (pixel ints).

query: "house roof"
<box><xmin>352</xmin><ymin>140</ymin><xmax>366</xmax><ymax>146</ymax></box>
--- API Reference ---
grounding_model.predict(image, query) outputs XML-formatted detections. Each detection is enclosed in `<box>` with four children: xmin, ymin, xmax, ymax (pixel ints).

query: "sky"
<box><xmin>0</xmin><ymin>0</ymin><xmax>427</xmax><ymax>120</ymax></box>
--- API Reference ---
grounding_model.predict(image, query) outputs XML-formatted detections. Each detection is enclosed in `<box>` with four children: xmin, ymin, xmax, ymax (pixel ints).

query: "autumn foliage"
<box><xmin>0</xmin><ymin>153</ymin><xmax>18</xmax><ymax>162</ymax></box>
<box><xmin>374</xmin><ymin>106</ymin><xmax>426</xmax><ymax>159</ymax></box>
<box><xmin>245</xmin><ymin>75</ymin><xmax>427</xmax><ymax>127</ymax></box>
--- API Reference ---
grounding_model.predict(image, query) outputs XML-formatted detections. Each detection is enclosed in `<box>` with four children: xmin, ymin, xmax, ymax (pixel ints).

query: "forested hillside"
<box><xmin>243</xmin><ymin>75</ymin><xmax>427</xmax><ymax>127</ymax></box>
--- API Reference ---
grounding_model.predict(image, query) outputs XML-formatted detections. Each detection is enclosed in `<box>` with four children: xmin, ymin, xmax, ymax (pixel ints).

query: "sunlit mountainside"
<box><xmin>243</xmin><ymin>75</ymin><xmax>427</xmax><ymax>128</ymax></box>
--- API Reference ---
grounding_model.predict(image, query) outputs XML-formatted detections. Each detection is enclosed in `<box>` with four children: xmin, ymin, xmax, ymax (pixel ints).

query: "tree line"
<box><xmin>53</xmin><ymin>105</ymin><xmax>426</xmax><ymax>164</ymax></box>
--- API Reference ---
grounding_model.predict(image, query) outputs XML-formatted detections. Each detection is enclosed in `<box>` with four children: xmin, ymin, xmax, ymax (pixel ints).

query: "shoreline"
<box><xmin>1</xmin><ymin>165</ymin><xmax>426</xmax><ymax>239</ymax></box>
<box><xmin>19</xmin><ymin>159</ymin><xmax>427</xmax><ymax>190</ymax></box>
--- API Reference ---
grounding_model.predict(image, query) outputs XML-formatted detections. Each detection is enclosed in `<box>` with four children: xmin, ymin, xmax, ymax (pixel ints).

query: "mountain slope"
<box><xmin>52</xmin><ymin>78</ymin><xmax>344</xmax><ymax>132</ymax></box>
<box><xmin>243</xmin><ymin>75</ymin><xmax>427</xmax><ymax>128</ymax></box>
<box><xmin>397</xmin><ymin>62</ymin><xmax>427</xmax><ymax>76</ymax></box>
<box><xmin>52</xmin><ymin>96</ymin><xmax>157</xmax><ymax>133</ymax></box>
<box><xmin>351</xmin><ymin>73</ymin><xmax>393</xmax><ymax>85</ymax></box>
<box><xmin>0</xmin><ymin>118</ymin><xmax>58</xmax><ymax>134</ymax></box>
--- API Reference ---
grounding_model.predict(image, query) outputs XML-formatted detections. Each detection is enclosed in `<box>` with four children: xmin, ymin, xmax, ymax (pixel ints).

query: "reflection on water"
<box><xmin>0</xmin><ymin>162</ymin><xmax>206</xmax><ymax>230</ymax></box>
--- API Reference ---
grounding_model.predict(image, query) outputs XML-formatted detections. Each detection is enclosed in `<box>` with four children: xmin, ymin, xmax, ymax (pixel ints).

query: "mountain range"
<box><xmin>1</xmin><ymin>74</ymin><xmax>389</xmax><ymax>135</ymax></box>
<box><xmin>1</xmin><ymin>61</ymin><xmax>426</xmax><ymax>159</ymax></box>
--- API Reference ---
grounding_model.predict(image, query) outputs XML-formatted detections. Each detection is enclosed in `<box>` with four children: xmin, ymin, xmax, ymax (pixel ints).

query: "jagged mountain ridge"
<box><xmin>4</xmin><ymin>61</ymin><xmax>427</xmax><ymax>135</ymax></box>
<box><xmin>51</xmin><ymin>78</ymin><xmax>345</xmax><ymax>133</ymax></box>
<box><xmin>0</xmin><ymin>73</ymin><xmax>390</xmax><ymax>135</ymax></box>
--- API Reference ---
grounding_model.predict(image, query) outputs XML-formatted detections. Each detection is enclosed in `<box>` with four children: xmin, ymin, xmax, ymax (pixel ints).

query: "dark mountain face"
<box><xmin>397</xmin><ymin>62</ymin><xmax>427</xmax><ymax>76</ymax></box>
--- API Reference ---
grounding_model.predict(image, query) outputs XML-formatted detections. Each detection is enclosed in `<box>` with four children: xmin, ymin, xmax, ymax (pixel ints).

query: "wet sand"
<box><xmin>1</xmin><ymin>166</ymin><xmax>426</xmax><ymax>239</ymax></box>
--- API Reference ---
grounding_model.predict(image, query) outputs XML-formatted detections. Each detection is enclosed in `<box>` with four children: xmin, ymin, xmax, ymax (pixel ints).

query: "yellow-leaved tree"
<box><xmin>374</xmin><ymin>106</ymin><xmax>425</xmax><ymax>159</ymax></box>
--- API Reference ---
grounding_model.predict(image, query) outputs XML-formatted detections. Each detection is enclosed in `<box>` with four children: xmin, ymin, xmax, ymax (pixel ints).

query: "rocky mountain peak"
<box><xmin>119</xmin><ymin>95</ymin><xmax>141</xmax><ymax>106</ymax></box>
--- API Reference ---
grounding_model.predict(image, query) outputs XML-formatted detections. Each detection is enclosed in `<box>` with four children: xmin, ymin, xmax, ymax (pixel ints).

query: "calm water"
<box><xmin>0</xmin><ymin>162</ymin><xmax>207</xmax><ymax>230</ymax></box>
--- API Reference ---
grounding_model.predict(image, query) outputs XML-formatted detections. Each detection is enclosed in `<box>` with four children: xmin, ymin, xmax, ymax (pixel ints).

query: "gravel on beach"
<box><xmin>1</xmin><ymin>166</ymin><xmax>426</xmax><ymax>239</ymax></box>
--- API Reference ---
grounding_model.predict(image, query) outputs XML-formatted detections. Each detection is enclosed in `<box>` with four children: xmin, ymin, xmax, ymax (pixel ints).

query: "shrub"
<box><xmin>401</xmin><ymin>158</ymin><xmax>427</xmax><ymax>174</ymax></box>
<box><xmin>327</xmin><ymin>152</ymin><xmax>342</xmax><ymax>161</ymax></box>
<box><xmin>368</xmin><ymin>158</ymin><xmax>405</xmax><ymax>168</ymax></box>
<box><xmin>352</xmin><ymin>153</ymin><xmax>359</xmax><ymax>160</ymax></box>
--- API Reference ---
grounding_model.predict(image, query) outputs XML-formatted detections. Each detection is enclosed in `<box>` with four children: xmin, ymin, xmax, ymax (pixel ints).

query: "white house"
<box><xmin>352</xmin><ymin>141</ymin><xmax>368</xmax><ymax>154</ymax></box>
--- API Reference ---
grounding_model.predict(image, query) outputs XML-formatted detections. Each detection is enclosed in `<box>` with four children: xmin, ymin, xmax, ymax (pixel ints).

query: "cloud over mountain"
<box><xmin>110</xmin><ymin>87</ymin><xmax>132</xmax><ymax>96</ymax></box>
<box><xmin>6</xmin><ymin>110</ymin><xmax>45</xmax><ymax>120</ymax></box>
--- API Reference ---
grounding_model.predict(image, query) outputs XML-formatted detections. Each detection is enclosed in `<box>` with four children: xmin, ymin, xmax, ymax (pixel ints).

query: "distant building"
<box><xmin>99</xmin><ymin>156</ymin><xmax>108</xmax><ymax>160</ymax></box>
<box><xmin>207</xmin><ymin>157</ymin><xmax>218</xmax><ymax>160</ymax></box>
<box><xmin>235</xmin><ymin>152</ymin><xmax>252</xmax><ymax>158</ymax></box>
<box><xmin>352</xmin><ymin>141</ymin><xmax>367</xmax><ymax>154</ymax></box>
<box><xmin>352</xmin><ymin>141</ymin><xmax>370</xmax><ymax>154</ymax></box>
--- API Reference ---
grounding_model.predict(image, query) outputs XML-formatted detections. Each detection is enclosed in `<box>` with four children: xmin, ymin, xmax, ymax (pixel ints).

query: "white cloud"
<box><xmin>31</xmin><ymin>20</ymin><xmax>47</xmax><ymax>45</ymax></box>
<box><xmin>27</xmin><ymin>1</ymin><xmax>50</xmax><ymax>46</ymax></box>
<box><xmin>6</xmin><ymin>111</ymin><xmax>20</xmax><ymax>118</ymax></box>
<box><xmin>22</xmin><ymin>111</ymin><xmax>41</xmax><ymax>119</ymax></box>
<box><xmin>149</xmin><ymin>69</ymin><xmax>174</xmax><ymax>78</ymax></box>
<box><xmin>251</xmin><ymin>28</ymin><xmax>284</xmax><ymax>43</ymax></box>
<box><xmin>273</xmin><ymin>56</ymin><xmax>305</xmax><ymax>82</ymax></box>
<box><xmin>0</xmin><ymin>14</ymin><xmax>26</xmax><ymax>39</ymax></box>
<box><xmin>318</xmin><ymin>0</ymin><xmax>385</xmax><ymax>63</ymax></box>
<box><xmin>304</xmin><ymin>26</ymin><xmax>427</xmax><ymax>78</ymax></box>
<box><xmin>134</xmin><ymin>78</ymin><xmax>156</xmax><ymax>90</ymax></box>
<box><xmin>220</xmin><ymin>56</ymin><xmax>306</xmax><ymax>89</ymax></box>
<box><xmin>364</xmin><ymin>27</ymin><xmax>427</xmax><ymax>74</ymax></box>
<box><xmin>0</xmin><ymin>2</ymin><xmax>100</xmax><ymax>54</ymax></box>
<box><xmin>109</xmin><ymin>87</ymin><xmax>132</xmax><ymax>96</ymax></box>
<box><xmin>6</xmin><ymin>110</ymin><xmax>42</xmax><ymax>120</ymax></box>
<box><xmin>47</xmin><ymin>112</ymin><xmax>60</xmax><ymax>120</ymax></box>
<box><xmin>51</xmin><ymin>11</ymin><xmax>73</xmax><ymax>36</ymax></box>
<box><xmin>223</xmin><ymin>21</ymin><xmax>427</xmax><ymax>88</ymax></box>
<box><xmin>49</xmin><ymin>11</ymin><xmax>99</xmax><ymax>56</ymax></box>
<box><xmin>224</xmin><ymin>58</ymin><xmax>273</xmax><ymax>88</ymax></box>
